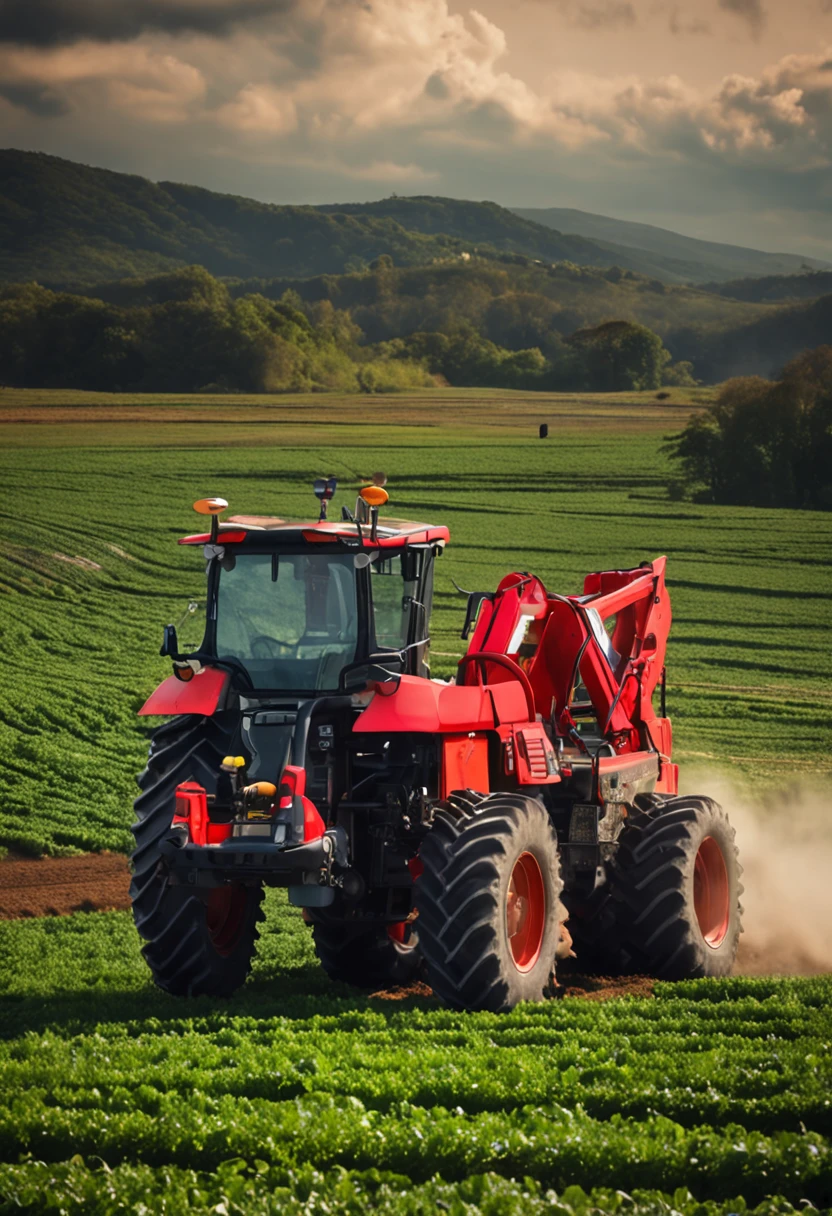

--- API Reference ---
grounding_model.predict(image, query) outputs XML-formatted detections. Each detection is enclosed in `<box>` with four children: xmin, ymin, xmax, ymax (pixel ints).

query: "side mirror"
<box><xmin>160</xmin><ymin>624</ymin><xmax>180</xmax><ymax>659</ymax></box>
<box><xmin>461</xmin><ymin>592</ymin><xmax>493</xmax><ymax>641</ymax></box>
<box><xmin>339</xmin><ymin>652</ymin><xmax>404</xmax><ymax>693</ymax></box>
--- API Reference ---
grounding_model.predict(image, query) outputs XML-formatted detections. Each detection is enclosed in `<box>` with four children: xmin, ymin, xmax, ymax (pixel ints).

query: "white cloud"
<box><xmin>0</xmin><ymin>0</ymin><xmax>829</xmax><ymax>252</ymax></box>
<box><xmin>344</xmin><ymin>159</ymin><xmax>440</xmax><ymax>182</ymax></box>
<box><xmin>216</xmin><ymin>83</ymin><xmax>297</xmax><ymax>133</ymax></box>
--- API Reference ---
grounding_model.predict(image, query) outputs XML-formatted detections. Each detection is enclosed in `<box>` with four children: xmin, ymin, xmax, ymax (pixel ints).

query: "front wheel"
<box><xmin>131</xmin><ymin>714</ymin><xmax>264</xmax><ymax>997</ymax></box>
<box><xmin>416</xmin><ymin>792</ymin><xmax>564</xmax><ymax>1012</ymax></box>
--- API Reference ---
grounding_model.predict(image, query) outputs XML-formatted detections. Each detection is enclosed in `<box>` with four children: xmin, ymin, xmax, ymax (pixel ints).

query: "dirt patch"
<box><xmin>52</xmin><ymin>552</ymin><xmax>102</xmax><ymax>571</ymax></box>
<box><xmin>369</xmin><ymin>974</ymin><xmax>655</xmax><ymax>1003</ymax></box>
<box><xmin>557</xmin><ymin>972</ymin><xmax>655</xmax><ymax>1001</ymax></box>
<box><xmin>0</xmin><ymin>853</ymin><xmax>131</xmax><ymax>919</ymax></box>
<box><xmin>370</xmin><ymin>980</ymin><xmax>435</xmax><ymax>1001</ymax></box>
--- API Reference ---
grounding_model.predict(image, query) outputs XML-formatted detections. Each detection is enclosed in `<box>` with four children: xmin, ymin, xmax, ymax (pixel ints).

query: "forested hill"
<box><xmin>2</xmin><ymin>148</ymin><xmax>819</xmax><ymax>290</ymax></box>
<box><xmin>0</xmin><ymin>150</ymin><xmax>641</xmax><ymax>289</ymax></box>
<box><xmin>513</xmin><ymin>206</ymin><xmax>830</xmax><ymax>284</ymax></box>
<box><xmin>1</xmin><ymin>149</ymin><xmax>630</xmax><ymax>288</ymax></box>
<box><xmin>701</xmin><ymin>269</ymin><xmax>832</xmax><ymax>303</ymax></box>
<box><xmin>0</xmin><ymin>150</ymin><xmax>475</xmax><ymax>285</ymax></box>
<box><xmin>311</xmin><ymin>196</ymin><xmax>656</xmax><ymax>275</ymax></box>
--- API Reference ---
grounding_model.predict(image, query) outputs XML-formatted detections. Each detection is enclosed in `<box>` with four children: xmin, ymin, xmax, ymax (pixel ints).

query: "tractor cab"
<box><xmin>156</xmin><ymin>482</ymin><xmax>448</xmax><ymax>700</ymax></box>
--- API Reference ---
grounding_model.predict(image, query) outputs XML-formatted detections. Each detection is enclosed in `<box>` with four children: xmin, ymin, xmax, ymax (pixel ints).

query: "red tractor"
<box><xmin>131</xmin><ymin>482</ymin><xmax>742</xmax><ymax>1010</ymax></box>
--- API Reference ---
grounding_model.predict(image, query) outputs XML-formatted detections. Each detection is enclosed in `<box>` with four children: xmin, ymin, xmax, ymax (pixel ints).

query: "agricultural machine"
<box><xmin>131</xmin><ymin>481</ymin><xmax>742</xmax><ymax>1010</ymax></box>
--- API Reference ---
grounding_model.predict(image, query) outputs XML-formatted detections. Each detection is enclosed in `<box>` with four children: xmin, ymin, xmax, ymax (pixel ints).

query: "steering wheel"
<box><xmin>250</xmin><ymin>634</ymin><xmax>296</xmax><ymax>659</ymax></box>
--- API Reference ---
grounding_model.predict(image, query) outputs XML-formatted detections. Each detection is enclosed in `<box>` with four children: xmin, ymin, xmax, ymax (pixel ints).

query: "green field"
<box><xmin>1</xmin><ymin>893</ymin><xmax>830</xmax><ymax>1214</ymax></box>
<box><xmin>1</xmin><ymin>386</ymin><xmax>830</xmax><ymax>856</ymax></box>
<box><xmin>2</xmin><ymin>387</ymin><xmax>831</xmax><ymax>1214</ymax></box>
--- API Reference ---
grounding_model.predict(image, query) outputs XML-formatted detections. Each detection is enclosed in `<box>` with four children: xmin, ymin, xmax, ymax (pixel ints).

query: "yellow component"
<box><xmin>359</xmin><ymin>485</ymin><xmax>389</xmax><ymax>507</ymax></box>
<box><xmin>193</xmin><ymin>497</ymin><xmax>229</xmax><ymax>516</ymax></box>
<box><xmin>222</xmin><ymin>755</ymin><xmax>246</xmax><ymax>768</ymax></box>
<box><xmin>246</xmin><ymin>781</ymin><xmax>277</xmax><ymax>798</ymax></box>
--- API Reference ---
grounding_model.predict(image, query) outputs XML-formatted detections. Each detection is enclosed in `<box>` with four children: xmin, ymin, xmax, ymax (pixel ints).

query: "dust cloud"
<box><xmin>683</xmin><ymin>770</ymin><xmax>832</xmax><ymax>975</ymax></box>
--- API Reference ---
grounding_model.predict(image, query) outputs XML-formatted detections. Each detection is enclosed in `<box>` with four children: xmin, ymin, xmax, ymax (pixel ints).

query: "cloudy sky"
<box><xmin>1</xmin><ymin>0</ymin><xmax>830</xmax><ymax>257</ymax></box>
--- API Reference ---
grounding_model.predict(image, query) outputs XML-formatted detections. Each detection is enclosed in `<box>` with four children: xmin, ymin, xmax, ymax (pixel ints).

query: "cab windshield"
<box><xmin>216</xmin><ymin>552</ymin><xmax>358</xmax><ymax>691</ymax></box>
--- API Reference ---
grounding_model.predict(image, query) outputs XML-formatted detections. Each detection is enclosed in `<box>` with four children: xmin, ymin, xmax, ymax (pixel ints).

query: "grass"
<box><xmin>0</xmin><ymin>893</ymin><xmax>830</xmax><ymax>1214</ymax></box>
<box><xmin>0</xmin><ymin>386</ymin><xmax>830</xmax><ymax>855</ymax></box>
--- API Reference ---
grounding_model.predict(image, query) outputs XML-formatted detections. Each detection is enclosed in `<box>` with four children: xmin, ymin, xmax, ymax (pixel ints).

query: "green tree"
<box><xmin>664</xmin><ymin>347</ymin><xmax>832</xmax><ymax>509</ymax></box>
<box><xmin>567</xmin><ymin>321</ymin><xmax>671</xmax><ymax>391</ymax></box>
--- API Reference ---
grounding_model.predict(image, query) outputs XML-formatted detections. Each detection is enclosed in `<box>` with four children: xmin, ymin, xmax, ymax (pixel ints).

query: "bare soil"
<box><xmin>369</xmin><ymin>975</ymin><xmax>656</xmax><ymax>1002</ymax></box>
<box><xmin>1</xmin><ymin>853</ymin><xmax>822</xmax><ymax>990</ymax></box>
<box><xmin>0</xmin><ymin>853</ymin><xmax>131</xmax><ymax>919</ymax></box>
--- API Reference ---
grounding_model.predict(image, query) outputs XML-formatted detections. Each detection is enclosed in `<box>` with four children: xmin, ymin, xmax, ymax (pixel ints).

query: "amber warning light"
<box><xmin>193</xmin><ymin>496</ymin><xmax>229</xmax><ymax>542</ymax></box>
<box><xmin>359</xmin><ymin>486</ymin><xmax>389</xmax><ymax>507</ymax></box>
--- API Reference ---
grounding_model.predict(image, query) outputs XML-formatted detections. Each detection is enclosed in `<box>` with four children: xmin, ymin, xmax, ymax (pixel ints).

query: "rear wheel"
<box><xmin>416</xmin><ymin>792</ymin><xmax>563</xmax><ymax>1012</ymax></box>
<box><xmin>603</xmin><ymin>794</ymin><xmax>742</xmax><ymax>978</ymax></box>
<box><xmin>311</xmin><ymin>917</ymin><xmax>421</xmax><ymax>988</ymax></box>
<box><xmin>131</xmin><ymin>714</ymin><xmax>264</xmax><ymax>997</ymax></box>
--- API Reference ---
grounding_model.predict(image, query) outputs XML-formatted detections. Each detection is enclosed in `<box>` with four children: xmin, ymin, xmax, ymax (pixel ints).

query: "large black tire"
<box><xmin>131</xmin><ymin>714</ymin><xmax>264</xmax><ymax>997</ymax></box>
<box><xmin>570</xmin><ymin>795</ymin><xmax>742</xmax><ymax>979</ymax></box>
<box><xmin>416</xmin><ymin>792</ymin><xmax>564</xmax><ymax>1012</ymax></box>
<box><xmin>311</xmin><ymin>917</ymin><xmax>421</xmax><ymax>988</ymax></box>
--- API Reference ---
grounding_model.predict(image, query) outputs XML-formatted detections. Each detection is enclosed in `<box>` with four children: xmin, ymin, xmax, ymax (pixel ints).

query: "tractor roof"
<box><xmin>179</xmin><ymin>517</ymin><xmax>449</xmax><ymax>549</ymax></box>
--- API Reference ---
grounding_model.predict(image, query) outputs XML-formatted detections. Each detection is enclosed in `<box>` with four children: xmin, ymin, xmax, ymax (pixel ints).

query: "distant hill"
<box><xmin>312</xmin><ymin>196</ymin><xmax>649</xmax><ymax>272</ymax></box>
<box><xmin>0</xmin><ymin>150</ymin><xmax>635</xmax><ymax>288</ymax></box>
<box><xmin>311</xmin><ymin>195</ymin><xmax>748</xmax><ymax>283</ymax></box>
<box><xmin>3</xmin><ymin>148</ymin><xmax>827</xmax><ymax>294</ymax></box>
<box><xmin>701</xmin><ymin>269</ymin><xmax>832</xmax><ymax>303</ymax></box>
<box><xmin>671</xmin><ymin>292</ymin><xmax>832</xmax><ymax>381</ymax></box>
<box><xmin>0</xmin><ymin>150</ymin><xmax>469</xmax><ymax>285</ymax></box>
<box><xmin>513</xmin><ymin>206</ymin><xmax>830</xmax><ymax>284</ymax></box>
<box><xmin>1</xmin><ymin>148</ymin><xmax>804</xmax><ymax>290</ymax></box>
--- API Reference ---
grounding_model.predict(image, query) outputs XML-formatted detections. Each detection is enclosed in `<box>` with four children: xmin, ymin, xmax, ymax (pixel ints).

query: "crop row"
<box><xmin>0</xmin><ymin>1090</ymin><xmax>828</xmax><ymax>1205</ymax></box>
<box><xmin>3</xmin><ymin>1016</ymin><xmax>830</xmax><ymax>1134</ymax></box>
<box><xmin>2</xmin><ymin>907</ymin><xmax>831</xmax><ymax>1212</ymax></box>
<box><xmin>2</xmin><ymin>906</ymin><xmax>830</xmax><ymax>1148</ymax></box>
<box><xmin>0</xmin><ymin>1160</ymin><xmax>816</xmax><ymax>1216</ymax></box>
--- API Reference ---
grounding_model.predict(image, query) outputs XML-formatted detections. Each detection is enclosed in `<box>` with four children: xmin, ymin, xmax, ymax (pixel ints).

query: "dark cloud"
<box><xmin>0</xmin><ymin>83</ymin><xmax>70</xmax><ymax>117</ymax></box>
<box><xmin>718</xmin><ymin>0</ymin><xmax>766</xmax><ymax>38</ymax></box>
<box><xmin>0</xmin><ymin>0</ymin><xmax>290</xmax><ymax>48</ymax></box>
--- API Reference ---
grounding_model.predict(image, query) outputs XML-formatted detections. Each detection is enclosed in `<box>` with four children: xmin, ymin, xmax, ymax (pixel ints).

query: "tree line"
<box><xmin>0</xmin><ymin>265</ymin><xmax>689</xmax><ymax>394</ymax></box>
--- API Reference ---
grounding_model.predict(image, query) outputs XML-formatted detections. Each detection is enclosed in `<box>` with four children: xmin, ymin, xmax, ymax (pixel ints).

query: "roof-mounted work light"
<box><xmin>314</xmin><ymin>477</ymin><xmax>338</xmax><ymax>520</ymax></box>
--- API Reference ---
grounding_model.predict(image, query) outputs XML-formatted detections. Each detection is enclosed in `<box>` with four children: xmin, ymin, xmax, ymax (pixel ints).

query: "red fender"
<box><xmin>138</xmin><ymin>666</ymin><xmax>229</xmax><ymax>717</ymax></box>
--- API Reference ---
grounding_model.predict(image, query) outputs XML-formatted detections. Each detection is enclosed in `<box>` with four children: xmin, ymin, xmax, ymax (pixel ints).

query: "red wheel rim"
<box><xmin>693</xmin><ymin>836</ymin><xmax>730</xmax><ymax>948</ymax></box>
<box><xmin>506</xmin><ymin>851</ymin><xmax>546</xmax><ymax>972</ymax></box>
<box><xmin>205</xmin><ymin>886</ymin><xmax>247</xmax><ymax>957</ymax></box>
